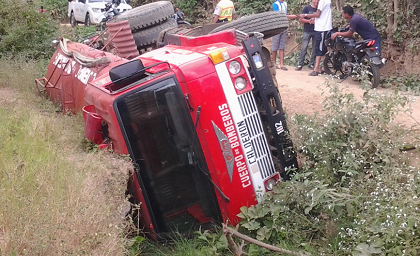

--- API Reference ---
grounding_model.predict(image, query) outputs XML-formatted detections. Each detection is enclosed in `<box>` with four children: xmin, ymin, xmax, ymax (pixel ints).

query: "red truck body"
<box><xmin>36</xmin><ymin>29</ymin><xmax>297</xmax><ymax>240</ymax></box>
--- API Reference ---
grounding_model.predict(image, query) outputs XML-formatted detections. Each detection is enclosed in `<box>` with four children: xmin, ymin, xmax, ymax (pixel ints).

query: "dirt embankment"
<box><xmin>274</xmin><ymin>66</ymin><xmax>420</xmax><ymax>129</ymax></box>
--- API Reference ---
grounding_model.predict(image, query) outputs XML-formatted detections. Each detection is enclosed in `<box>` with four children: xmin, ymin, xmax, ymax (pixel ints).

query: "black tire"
<box><xmin>361</xmin><ymin>55</ymin><xmax>380</xmax><ymax>88</ymax></box>
<box><xmin>156</xmin><ymin>26</ymin><xmax>191</xmax><ymax>48</ymax></box>
<box><xmin>70</xmin><ymin>12</ymin><xmax>77</xmax><ymax>28</ymax></box>
<box><xmin>209</xmin><ymin>11</ymin><xmax>288</xmax><ymax>40</ymax></box>
<box><xmin>180</xmin><ymin>26</ymin><xmax>203</xmax><ymax>37</ymax></box>
<box><xmin>323</xmin><ymin>52</ymin><xmax>351</xmax><ymax>78</ymax></box>
<box><xmin>133</xmin><ymin>18</ymin><xmax>177</xmax><ymax>49</ymax></box>
<box><xmin>107</xmin><ymin>1</ymin><xmax>174</xmax><ymax>32</ymax></box>
<box><xmin>85</xmin><ymin>13</ymin><xmax>91</xmax><ymax>27</ymax></box>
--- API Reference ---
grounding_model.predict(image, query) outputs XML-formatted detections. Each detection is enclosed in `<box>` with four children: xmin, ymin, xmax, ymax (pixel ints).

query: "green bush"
<box><xmin>41</xmin><ymin>0</ymin><xmax>69</xmax><ymax>20</ymax></box>
<box><xmin>236</xmin><ymin>83</ymin><xmax>420</xmax><ymax>255</ymax></box>
<box><xmin>0</xmin><ymin>0</ymin><xmax>59</xmax><ymax>60</ymax></box>
<box><xmin>383</xmin><ymin>75</ymin><xmax>420</xmax><ymax>96</ymax></box>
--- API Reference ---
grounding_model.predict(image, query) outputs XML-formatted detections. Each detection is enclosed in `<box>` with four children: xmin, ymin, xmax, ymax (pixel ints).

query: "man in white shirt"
<box><xmin>299</xmin><ymin>0</ymin><xmax>332</xmax><ymax>76</ymax></box>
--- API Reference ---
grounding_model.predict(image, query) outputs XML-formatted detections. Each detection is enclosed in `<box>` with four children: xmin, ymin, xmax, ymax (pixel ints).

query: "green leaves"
<box><xmin>234</xmin><ymin>81</ymin><xmax>420</xmax><ymax>255</ymax></box>
<box><xmin>0</xmin><ymin>1</ymin><xmax>59</xmax><ymax>60</ymax></box>
<box><xmin>243</xmin><ymin>220</ymin><xmax>261</xmax><ymax>231</ymax></box>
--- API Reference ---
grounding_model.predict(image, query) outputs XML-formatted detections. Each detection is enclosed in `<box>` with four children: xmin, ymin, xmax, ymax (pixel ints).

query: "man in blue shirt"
<box><xmin>331</xmin><ymin>5</ymin><xmax>382</xmax><ymax>56</ymax></box>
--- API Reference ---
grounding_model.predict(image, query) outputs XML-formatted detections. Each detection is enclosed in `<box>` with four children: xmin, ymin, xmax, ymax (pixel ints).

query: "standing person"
<box><xmin>212</xmin><ymin>0</ymin><xmax>235</xmax><ymax>24</ymax></box>
<box><xmin>175</xmin><ymin>7</ymin><xmax>185</xmax><ymax>21</ymax></box>
<box><xmin>295</xmin><ymin>0</ymin><xmax>318</xmax><ymax>71</ymax></box>
<box><xmin>299</xmin><ymin>0</ymin><xmax>332</xmax><ymax>76</ymax></box>
<box><xmin>39</xmin><ymin>6</ymin><xmax>46</xmax><ymax>13</ymax></box>
<box><xmin>271</xmin><ymin>0</ymin><xmax>298</xmax><ymax>71</ymax></box>
<box><xmin>331</xmin><ymin>6</ymin><xmax>382</xmax><ymax>56</ymax></box>
<box><xmin>112</xmin><ymin>0</ymin><xmax>121</xmax><ymax>15</ymax></box>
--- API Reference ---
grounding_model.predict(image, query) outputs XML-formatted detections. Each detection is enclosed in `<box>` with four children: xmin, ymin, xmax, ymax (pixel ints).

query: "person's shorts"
<box><xmin>314</xmin><ymin>30</ymin><xmax>329</xmax><ymax>56</ymax></box>
<box><xmin>271</xmin><ymin>30</ymin><xmax>287</xmax><ymax>51</ymax></box>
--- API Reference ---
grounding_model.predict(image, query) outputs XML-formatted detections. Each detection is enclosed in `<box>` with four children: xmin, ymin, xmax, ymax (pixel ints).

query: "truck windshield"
<box><xmin>115</xmin><ymin>77</ymin><xmax>221</xmax><ymax>236</ymax></box>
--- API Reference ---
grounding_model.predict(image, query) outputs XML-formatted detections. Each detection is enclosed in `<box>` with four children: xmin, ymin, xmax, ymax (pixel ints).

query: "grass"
<box><xmin>0</xmin><ymin>57</ymin><xmax>133</xmax><ymax>256</ymax></box>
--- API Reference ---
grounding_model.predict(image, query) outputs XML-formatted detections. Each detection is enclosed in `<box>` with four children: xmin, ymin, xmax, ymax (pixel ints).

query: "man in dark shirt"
<box><xmin>175</xmin><ymin>7</ymin><xmax>184</xmax><ymax>21</ymax></box>
<box><xmin>296</xmin><ymin>0</ymin><xmax>318</xmax><ymax>70</ymax></box>
<box><xmin>331</xmin><ymin>5</ymin><xmax>382</xmax><ymax>56</ymax></box>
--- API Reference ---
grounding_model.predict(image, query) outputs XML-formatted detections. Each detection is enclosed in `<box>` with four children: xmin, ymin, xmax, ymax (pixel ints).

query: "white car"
<box><xmin>68</xmin><ymin>0</ymin><xmax>132</xmax><ymax>27</ymax></box>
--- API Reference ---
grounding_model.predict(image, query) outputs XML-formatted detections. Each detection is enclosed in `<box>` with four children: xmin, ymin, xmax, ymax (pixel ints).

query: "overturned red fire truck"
<box><xmin>36</xmin><ymin>23</ymin><xmax>298</xmax><ymax>240</ymax></box>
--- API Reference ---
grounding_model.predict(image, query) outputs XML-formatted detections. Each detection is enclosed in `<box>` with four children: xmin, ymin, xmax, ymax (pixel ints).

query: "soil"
<box><xmin>267</xmin><ymin>33</ymin><xmax>420</xmax><ymax>129</ymax></box>
<box><xmin>274</xmin><ymin>66</ymin><xmax>420</xmax><ymax>128</ymax></box>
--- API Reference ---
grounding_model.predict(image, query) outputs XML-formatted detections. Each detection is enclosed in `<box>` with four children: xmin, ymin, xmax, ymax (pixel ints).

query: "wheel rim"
<box><xmin>324</xmin><ymin>53</ymin><xmax>350</xmax><ymax>78</ymax></box>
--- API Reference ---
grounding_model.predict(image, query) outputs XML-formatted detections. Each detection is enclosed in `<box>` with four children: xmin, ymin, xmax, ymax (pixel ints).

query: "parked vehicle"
<box><xmin>323</xmin><ymin>28</ymin><xmax>384</xmax><ymax>88</ymax></box>
<box><xmin>36</xmin><ymin>9</ymin><xmax>297</xmax><ymax>240</ymax></box>
<box><xmin>68</xmin><ymin>0</ymin><xmax>132</xmax><ymax>27</ymax></box>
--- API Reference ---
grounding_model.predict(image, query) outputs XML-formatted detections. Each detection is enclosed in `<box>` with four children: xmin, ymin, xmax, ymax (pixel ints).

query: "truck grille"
<box><xmin>238</xmin><ymin>92</ymin><xmax>276</xmax><ymax>180</ymax></box>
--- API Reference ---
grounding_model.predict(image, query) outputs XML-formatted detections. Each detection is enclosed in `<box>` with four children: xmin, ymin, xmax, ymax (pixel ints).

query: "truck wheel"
<box><xmin>156</xmin><ymin>26</ymin><xmax>191</xmax><ymax>48</ymax></box>
<box><xmin>70</xmin><ymin>12</ymin><xmax>77</xmax><ymax>28</ymax></box>
<box><xmin>133</xmin><ymin>18</ymin><xmax>178</xmax><ymax>50</ymax></box>
<box><xmin>85</xmin><ymin>13</ymin><xmax>91</xmax><ymax>27</ymax></box>
<box><xmin>209</xmin><ymin>11</ymin><xmax>288</xmax><ymax>40</ymax></box>
<box><xmin>107</xmin><ymin>1</ymin><xmax>174</xmax><ymax>32</ymax></box>
<box><xmin>180</xmin><ymin>26</ymin><xmax>204</xmax><ymax>37</ymax></box>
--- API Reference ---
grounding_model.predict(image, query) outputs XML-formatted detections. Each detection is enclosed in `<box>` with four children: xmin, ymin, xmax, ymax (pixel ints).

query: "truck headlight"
<box><xmin>234</xmin><ymin>77</ymin><xmax>246</xmax><ymax>91</ymax></box>
<box><xmin>92</xmin><ymin>8</ymin><xmax>102</xmax><ymax>12</ymax></box>
<box><xmin>229</xmin><ymin>60</ymin><xmax>241</xmax><ymax>75</ymax></box>
<box><xmin>265</xmin><ymin>178</ymin><xmax>276</xmax><ymax>191</ymax></box>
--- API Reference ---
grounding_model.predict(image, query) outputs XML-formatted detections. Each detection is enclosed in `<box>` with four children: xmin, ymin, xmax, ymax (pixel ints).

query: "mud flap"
<box><xmin>364</xmin><ymin>50</ymin><xmax>382</xmax><ymax>65</ymax></box>
<box><xmin>242</xmin><ymin>35</ymin><xmax>298</xmax><ymax>180</ymax></box>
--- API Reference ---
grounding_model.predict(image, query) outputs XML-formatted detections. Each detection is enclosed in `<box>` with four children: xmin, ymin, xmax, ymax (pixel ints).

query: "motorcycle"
<box><xmin>99</xmin><ymin>3</ymin><xmax>117</xmax><ymax>30</ymax></box>
<box><xmin>79</xmin><ymin>3</ymin><xmax>118</xmax><ymax>49</ymax></box>
<box><xmin>323</xmin><ymin>28</ymin><xmax>385</xmax><ymax>88</ymax></box>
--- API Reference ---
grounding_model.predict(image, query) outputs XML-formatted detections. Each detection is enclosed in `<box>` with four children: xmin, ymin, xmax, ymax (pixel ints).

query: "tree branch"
<box><xmin>222</xmin><ymin>223</ymin><xmax>311</xmax><ymax>256</ymax></box>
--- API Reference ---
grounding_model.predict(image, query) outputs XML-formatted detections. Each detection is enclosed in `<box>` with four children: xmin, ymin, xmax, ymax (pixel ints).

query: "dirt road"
<box><xmin>275</xmin><ymin>65</ymin><xmax>420</xmax><ymax>129</ymax></box>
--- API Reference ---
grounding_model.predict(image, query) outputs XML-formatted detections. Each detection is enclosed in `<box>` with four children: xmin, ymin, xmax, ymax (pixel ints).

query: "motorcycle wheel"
<box><xmin>323</xmin><ymin>52</ymin><xmax>350</xmax><ymax>79</ymax></box>
<box><xmin>361</xmin><ymin>56</ymin><xmax>380</xmax><ymax>88</ymax></box>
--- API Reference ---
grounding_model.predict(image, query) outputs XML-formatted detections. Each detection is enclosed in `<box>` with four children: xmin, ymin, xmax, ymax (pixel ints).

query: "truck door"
<box><xmin>74</xmin><ymin>0</ymin><xmax>86</xmax><ymax>21</ymax></box>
